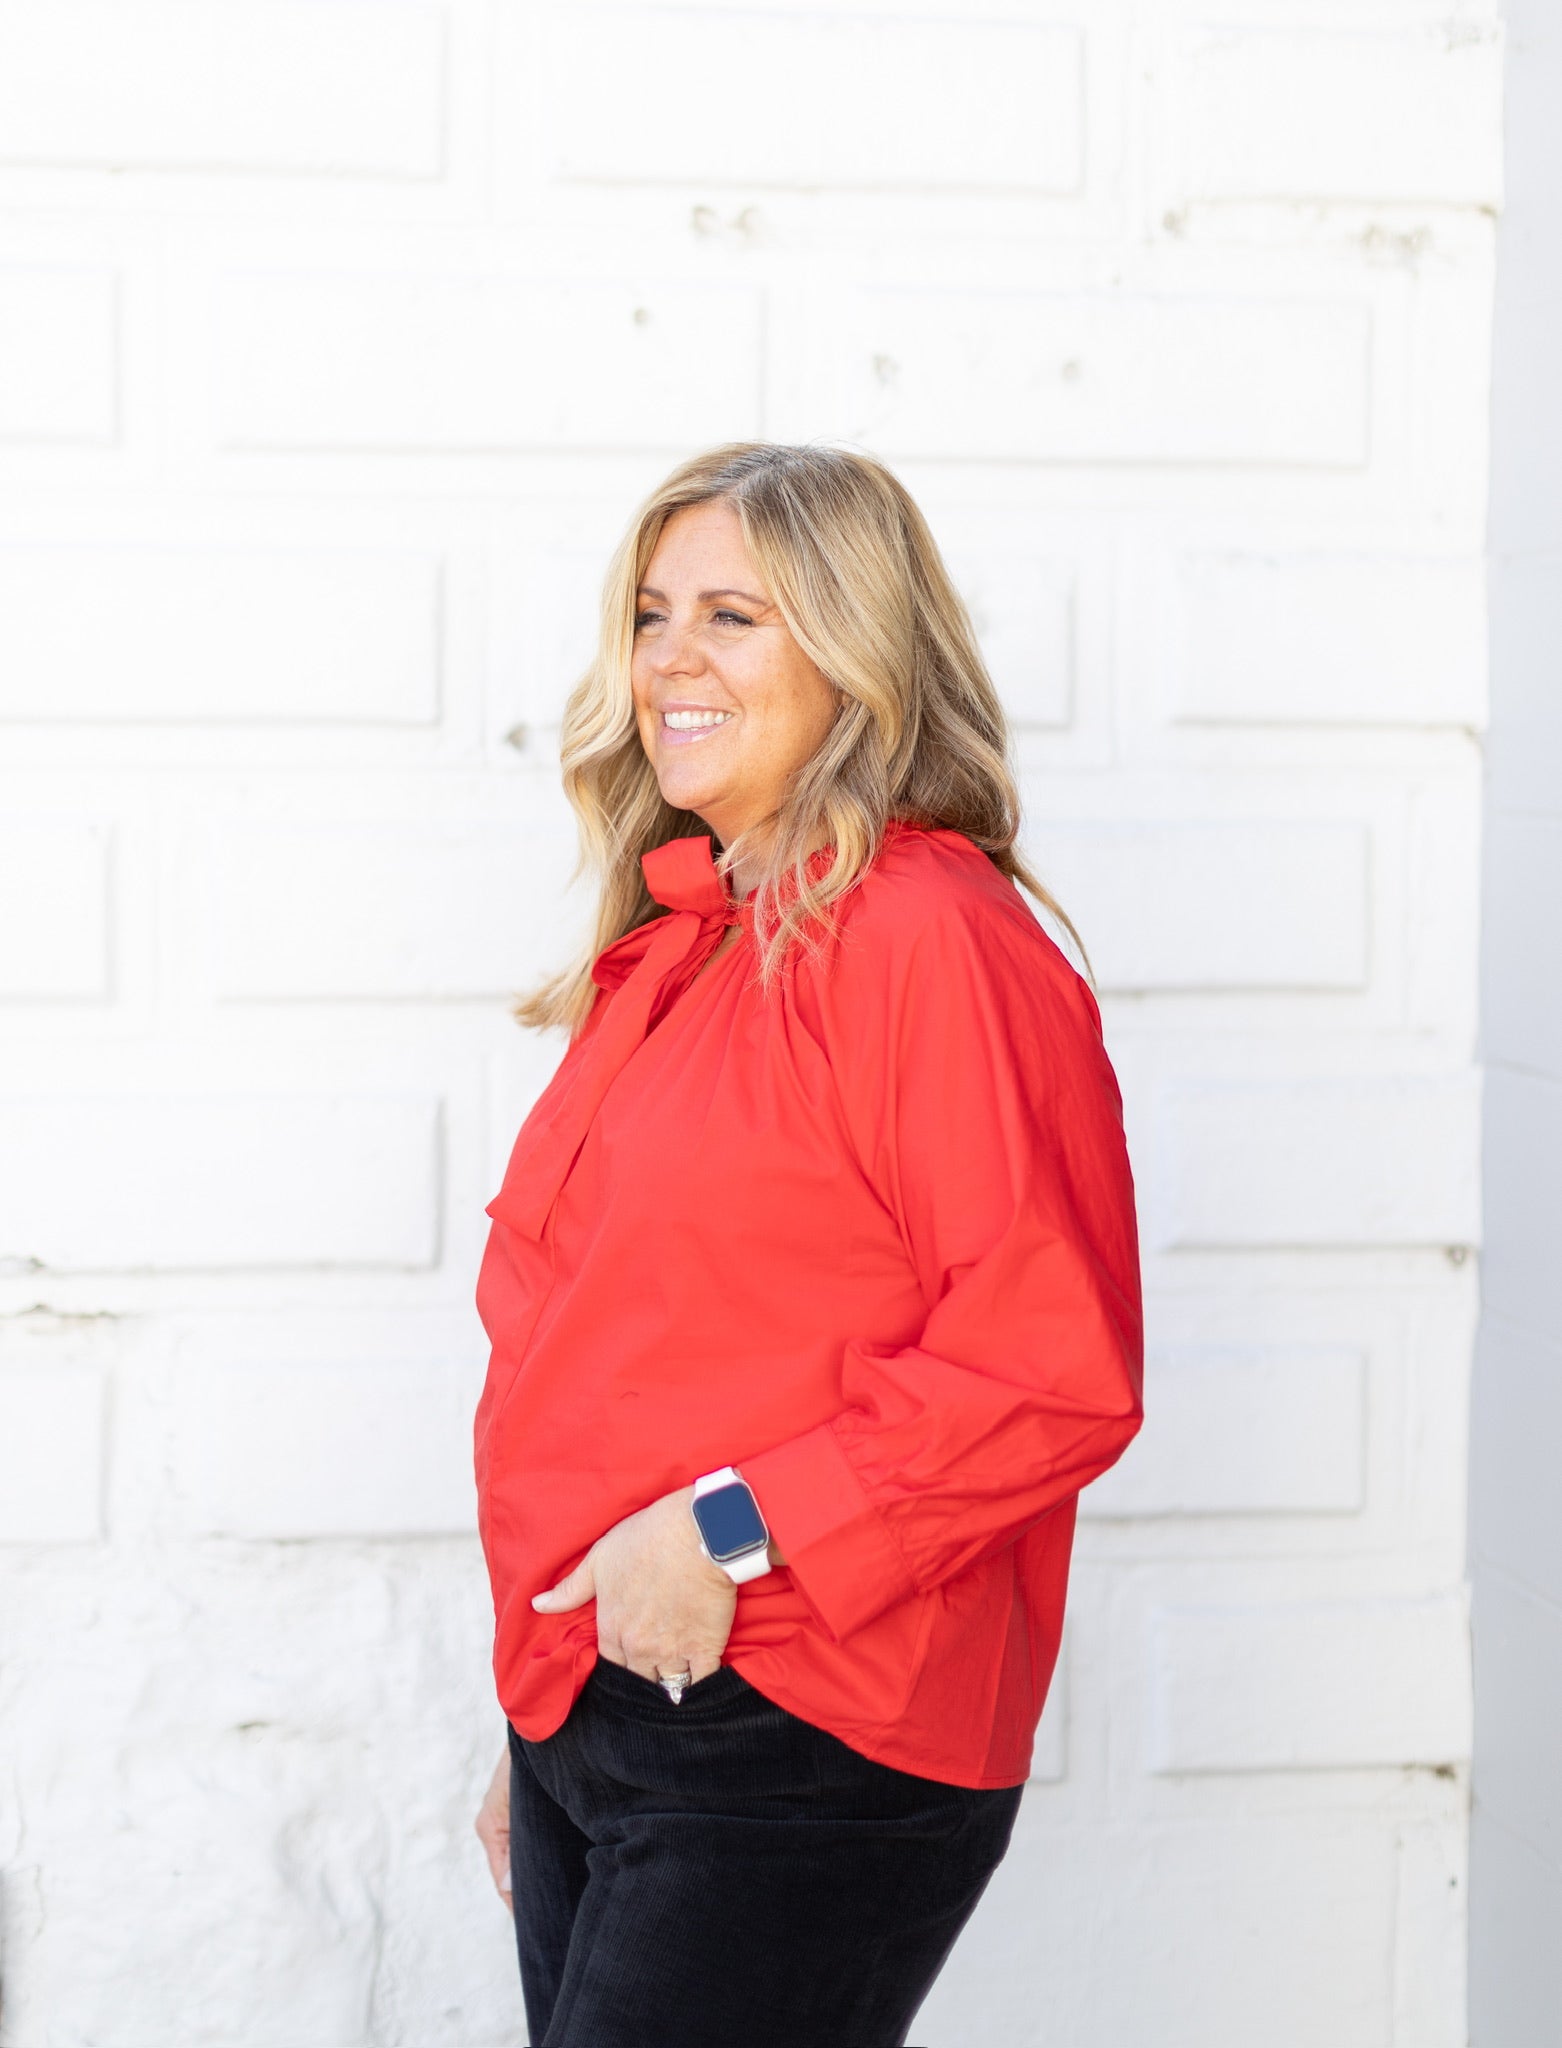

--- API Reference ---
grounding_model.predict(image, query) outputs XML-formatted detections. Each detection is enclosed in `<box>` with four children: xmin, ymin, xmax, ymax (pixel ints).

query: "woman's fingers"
<box><xmin>600</xmin><ymin>1635</ymin><xmax>718</xmax><ymax>1686</ymax></box>
<box><xmin>531</xmin><ymin>1553</ymin><xmax>596</xmax><ymax>1613</ymax></box>
<box><xmin>473</xmin><ymin>1747</ymin><xmax>514</xmax><ymax>1912</ymax></box>
<box><xmin>617</xmin><ymin>1614</ymin><xmax>734</xmax><ymax>1685</ymax></box>
<box><xmin>559</xmin><ymin>1489</ymin><xmax>740</xmax><ymax>1681</ymax></box>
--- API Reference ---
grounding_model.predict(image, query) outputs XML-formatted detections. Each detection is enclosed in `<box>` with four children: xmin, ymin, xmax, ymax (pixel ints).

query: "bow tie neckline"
<box><xmin>488</xmin><ymin>829</ymin><xmax>858</xmax><ymax>1241</ymax></box>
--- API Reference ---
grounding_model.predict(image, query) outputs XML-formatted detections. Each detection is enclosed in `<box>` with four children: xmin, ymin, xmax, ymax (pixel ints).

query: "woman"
<box><xmin>471</xmin><ymin>443</ymin><xmax>1143</xmax><ymax>2047</ymax></box>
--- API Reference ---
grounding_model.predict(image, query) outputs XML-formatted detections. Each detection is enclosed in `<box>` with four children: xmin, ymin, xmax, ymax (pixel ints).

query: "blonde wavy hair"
<box><xmin>515</xmin><ymin>441</ymin><xmax>1092</xmax><ymax>1037</ymax></box>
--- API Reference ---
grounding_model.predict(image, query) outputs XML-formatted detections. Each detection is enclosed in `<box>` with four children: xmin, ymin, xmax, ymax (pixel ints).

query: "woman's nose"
<box><xmin>650</xmin><ymin>617</ymin><xmax>705</xmax><ymax>675</ymax></box>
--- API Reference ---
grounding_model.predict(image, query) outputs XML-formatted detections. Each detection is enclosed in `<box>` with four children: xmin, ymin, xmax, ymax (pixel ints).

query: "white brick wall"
<box><xmin>0</xmin><ymin>266</ymin><xmax>117</xmax><ymax>442</ymax></box>
<box><xmin>0</xmin><ymin>3</ymin><xmax>1494</xmax><ymax>2044</ymax></box>
<box><xmin>0</xmin><ymin>1360</ymin><xmax>104</xmax><ymax>1542</ymax></box>
<box><xmin>0</xmin><ymin>1090</ymin><xmax>443</xmax><ymax>1271</ymax></box>
<box><xmin>1148</xmin><ymin>1594</ymin><xmax>1472</xmax><ymax>1772</ymax></box>
<box><xmin>214</xmin><ymin>270</ymin><xmax>766</xmax><ymax>451</ymax></box>
<box><xmin>1083</xmin><ymin>1342</ymin><xmax>1367</xmax><ymax>1518</ymax></box>
<box><xmin>844</xmin><ymin>286</ymin><xmax>1373</xmax><ymax>464</ymax></box>
<box><xmin>0</xmin><ymin>543</ymin><xmax>444</xmax><ymax>722</ymax></box>
<box><xmin>1170</xmin><ymin>552</ymin><xmax>1488</xmax><ymax>727</ymax></box>
<box><xmin>0</xmin><ymin>819</ymin><xmax>112</xmax><ymax>997</ymax></box>
<box><xmin>540</xmin><ymin>9</ymin><xmax>1086</xmax><ymax>192</ymax></box>
<box><xmin>1158</xmin><ymin>23</ymin><xmax>1503</xmax><ymax>209</ymax></box>
<box><xmin>0</xmin><ymin>3</ymin><xmax>447</xmax><ymax>176</ymax></box>
<box><xmin>1154</xmin><ymin>1075</ymin><xmax>1481</xmax><ymax>1249</ymax></box>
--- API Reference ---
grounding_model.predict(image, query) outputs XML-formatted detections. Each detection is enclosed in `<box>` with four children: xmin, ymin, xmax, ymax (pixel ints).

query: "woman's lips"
<box><xmin>659</xmin><ymin>712</ymin><xmax>736</xmax><ymax>748</ymax></box>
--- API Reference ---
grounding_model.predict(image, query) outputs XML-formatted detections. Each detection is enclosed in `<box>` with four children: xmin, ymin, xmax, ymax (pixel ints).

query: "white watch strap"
<box><xmin>694</xmin><ymin>1465</ymin><xmax>742</xmax><ymax>1498</ymax></box>
<box><xmin>722</xmin><ymin>1544</ymin><xmax>773</xmax><ymax>1584</ymax></box>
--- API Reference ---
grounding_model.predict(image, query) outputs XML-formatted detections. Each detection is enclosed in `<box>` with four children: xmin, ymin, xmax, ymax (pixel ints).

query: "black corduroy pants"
<box><xmin>507</xmin><ymin>1657</ymin><xmax>1022</xmax><ymax>2048</ymax></box>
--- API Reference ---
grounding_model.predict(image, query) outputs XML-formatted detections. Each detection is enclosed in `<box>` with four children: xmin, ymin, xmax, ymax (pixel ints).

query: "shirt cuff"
<box><xmin>740</xmin><ymin>1419</ymin><xmax>919</xmax><ymax>1643</ymax></box>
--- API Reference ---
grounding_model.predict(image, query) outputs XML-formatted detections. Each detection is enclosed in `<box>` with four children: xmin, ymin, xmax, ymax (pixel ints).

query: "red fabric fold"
<box><xmin>485</xmin><ymin>836</ymin><xmax>739</xmax><ymax>1242</ymax></box>
<box><xmin>486</xmin><ymin>832</ymin><xmax>837</xmax><ymax>1243</ymax></box>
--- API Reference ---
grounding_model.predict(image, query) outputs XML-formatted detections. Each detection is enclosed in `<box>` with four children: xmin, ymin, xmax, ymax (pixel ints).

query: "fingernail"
<box><xmin>531</xmin><ymin>1593</ymin><xmax>551</xmax><ymax>1610</ymax></box>
<box><xmin>500</xmin><ymin>1868</ymin><xmax>513</xmax><ymax>1893</ymax></box>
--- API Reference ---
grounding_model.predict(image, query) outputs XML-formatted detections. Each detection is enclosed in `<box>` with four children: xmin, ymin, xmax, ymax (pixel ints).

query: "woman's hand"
<box><xmin>474</xmin><ymin>1748</ymin><xmax>513</xmax><ymax>1912</ymax></box>
<box><xmin>531</xmin><ymin>1485</ymin><xmax>737</xmax><ymax>1683</ymax></box>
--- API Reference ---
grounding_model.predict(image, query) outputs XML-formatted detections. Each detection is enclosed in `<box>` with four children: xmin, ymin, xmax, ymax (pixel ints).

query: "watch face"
<box><xmin>693</xmin><ymin>1482</ymin><xmax>768</xmax><ymax>1563</ymax></box>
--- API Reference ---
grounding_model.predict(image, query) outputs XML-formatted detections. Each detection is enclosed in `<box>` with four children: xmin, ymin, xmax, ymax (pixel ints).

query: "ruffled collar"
<box><xmin>487</xmin><ymin>822</ymin><xmax>906</xmax><ymax>1242</ymax></box>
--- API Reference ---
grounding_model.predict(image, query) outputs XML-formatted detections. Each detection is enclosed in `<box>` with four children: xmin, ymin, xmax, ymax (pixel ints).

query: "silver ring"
<box><xmin>656</xmin><ymin>1666</ymin><xmax>693</xmax><ymax>1705</ymax></box>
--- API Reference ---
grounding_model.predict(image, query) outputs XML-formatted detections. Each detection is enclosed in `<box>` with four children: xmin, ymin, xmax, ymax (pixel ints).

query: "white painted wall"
<box><xmin>1468</xmin><ymin>3</ymin><xmax>1562</xmax><ymax>2042</ymax></box>
<box><xmin>0</xmin><ymin>5</ymin><xmax>1498</xmax><ymax>2044</ymax></box>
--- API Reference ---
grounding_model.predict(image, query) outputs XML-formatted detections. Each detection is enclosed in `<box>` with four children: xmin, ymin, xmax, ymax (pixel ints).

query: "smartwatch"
<box><xmin>691</xmin><ymin>1467</ymin><xmax>773</xmax><ymax>1584</ymax></box>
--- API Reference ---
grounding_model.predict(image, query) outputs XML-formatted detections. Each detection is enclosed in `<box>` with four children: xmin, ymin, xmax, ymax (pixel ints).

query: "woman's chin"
<box><xmin>656</xmin><ymin>769</ymin><xmax>724</xmax><ymax>821</ymax></box>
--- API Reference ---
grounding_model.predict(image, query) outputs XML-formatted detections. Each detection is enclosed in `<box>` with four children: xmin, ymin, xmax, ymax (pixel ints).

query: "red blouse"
<box><xmin>474</xmin><ymin>819</ymin><xmax>1143</xmax><ymax>1788</ymax></box>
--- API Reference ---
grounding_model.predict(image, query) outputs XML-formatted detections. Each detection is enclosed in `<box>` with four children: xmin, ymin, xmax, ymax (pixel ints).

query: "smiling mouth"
<box><xmin>660</xmin><ymin>709</ymin><xmax>735</xmax><ymax>745</ymax></box>
<box><xmin>662</xmin><ymin>709</ymin><xmax>735</xmax><ymax>730</ymax></box>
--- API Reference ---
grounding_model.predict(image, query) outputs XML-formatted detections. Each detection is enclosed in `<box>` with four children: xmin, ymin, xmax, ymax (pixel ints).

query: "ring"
<box><xmin>656</xmin><ymin>1665</ymin><xmax>693</xmax><ymax>1705</ymax></box>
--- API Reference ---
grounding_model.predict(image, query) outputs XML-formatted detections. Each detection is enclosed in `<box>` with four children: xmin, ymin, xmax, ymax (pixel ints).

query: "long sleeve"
<box><xmin>741</xmin><ymin>882</ymin><xmax>1145</xmax><ymax>1645</ymax></box>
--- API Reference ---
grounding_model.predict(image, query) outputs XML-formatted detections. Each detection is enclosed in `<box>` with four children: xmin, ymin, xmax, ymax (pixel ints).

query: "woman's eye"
<box><xmin>633</xmin><ymin>607</ymin><xmax>750</xmax><ymax>630</ymax></box>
